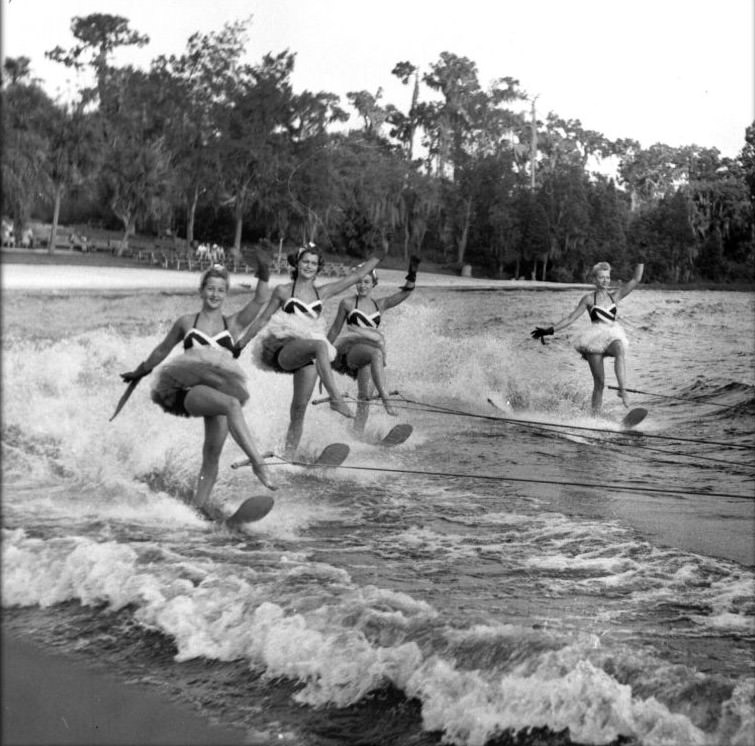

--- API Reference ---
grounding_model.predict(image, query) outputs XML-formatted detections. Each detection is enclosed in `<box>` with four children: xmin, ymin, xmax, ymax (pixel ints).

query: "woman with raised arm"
<box><xmin>531</xmin><ymin>262</ymin><xmax>644</xmax><ymax>414</ymax></box>
<box><xmin>120</xmin><ymin>260</ymin><xmax>277</xmax><ymax>519</ymax></box>
<box><xmin>327</xmin><ymin>256</ymin><xmax>420</xmax><ymax>433</ymax></box>
<box><xmin>235</xmin><ymin>244</ymin><xmax>382</xmax><ymax>456</ymax></box>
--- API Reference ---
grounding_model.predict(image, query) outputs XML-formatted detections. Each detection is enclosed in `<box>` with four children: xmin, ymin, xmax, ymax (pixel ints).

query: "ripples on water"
<box><xmin>2</xmin><ymin>287</ymin><xmax>754</xmax><ymax>746</ymax></box>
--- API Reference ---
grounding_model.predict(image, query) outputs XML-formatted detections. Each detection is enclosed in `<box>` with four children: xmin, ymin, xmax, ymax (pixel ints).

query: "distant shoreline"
<box><xmin>2</xmin><ymin>250</ymin><xmax>753</xmax><ymax>293</ymax></box>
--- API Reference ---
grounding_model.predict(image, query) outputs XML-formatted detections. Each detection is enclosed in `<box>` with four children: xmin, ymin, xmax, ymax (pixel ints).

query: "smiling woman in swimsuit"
<box><xmin>235</xmin><ymin>244</ymin><xmax>382</xmax><ymax>456</ymax></box>
<box><xmin>531</xmin><ymin>262</ymin><xmax>644</xmax><ymax>414</ymax></box>
<box><xmin>326</xmin><ymin>256</ymin><xmax>420</xmax><ymax>433</ymax></box>
<box><xmin>120</xmin><ymin>261</ymin><xmax>276</xmax><ymax>519</ymax></box>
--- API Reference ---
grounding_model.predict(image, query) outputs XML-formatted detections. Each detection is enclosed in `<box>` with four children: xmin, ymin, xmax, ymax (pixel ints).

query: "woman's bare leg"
<box><xmin>194</xmin><ymin>415</ymin><xmax>229</xmax><ymax>519</ymax></box>
<box><xmin>278</xmin><ymin>339</ymin><xmax>353</xmax><ymax>418</ymax></box>
<box><xmin>354</xmin><ymin>366</ymin><xmax>373</xmax><ymax>435</ymax></box>
<box><xmin>606</xmin><ymin>341</ymin><xmax>630</xmax><ymax>407</ymax></box>
<box><xmin>346</xmin><ymin>344</ymin><xmax>396</xmax><ymax>416</ymax></box>
<box><xmin>284</xmin><ymin>365</ymin><xmax>319</xmax><ymax>457</ymax></box>
<box><xmin>585</xmin><ymin>354</ymin><xmax>606</xmax><ymax>415</ymax></box>
<box><xmin>184</xmin><ymin>385</ymin><xmax>276</xmax><ymax>490</ymax></box>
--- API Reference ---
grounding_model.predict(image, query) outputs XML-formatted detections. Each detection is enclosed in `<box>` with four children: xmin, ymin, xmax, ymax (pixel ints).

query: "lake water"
<box><xmin>2</xmin><ymin>284</ymin><xmax>754</xmax><ymax>746</ymax></box>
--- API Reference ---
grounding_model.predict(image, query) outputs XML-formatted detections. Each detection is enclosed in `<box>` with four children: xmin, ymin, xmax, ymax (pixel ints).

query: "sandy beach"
<box><xmin>1</xmin><ymin>261</ymin><xmax>591</xmax><ymax>292</ymax></box>
<box><xmin>2</xmin><ymin>633</ymin><xmax>247</xmax><ymax>746</ymax></box>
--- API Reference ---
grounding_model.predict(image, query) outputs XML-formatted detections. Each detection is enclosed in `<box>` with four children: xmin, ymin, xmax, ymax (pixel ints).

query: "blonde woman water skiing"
<box><xmin>120</xmin><ymin>260</ymin><xmax>276</xmax><ymax>519</ymax></box>
<box><xmin>531</xmin><ymin>262</ymin><xmax>644</xmax><ymax>414</ymax></box>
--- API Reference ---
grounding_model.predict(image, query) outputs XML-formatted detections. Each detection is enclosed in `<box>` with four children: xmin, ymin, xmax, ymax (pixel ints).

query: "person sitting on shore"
<box><xmin>235</xmin><ymin>243</ymin><xmax>383</xmax><ymax>457</ymax></box>
<box><xmin>120</xmin><ymin>258</ymin><xmax>276</xmax><ymax>520</ymax></box>
<box><xmin>326</xmin><ymin>256</ymin><xmax>420</xmax><ymax>434</ymax></box>
<box><xmin>531</xmin><ymin>262</ymin><xmax>644</xmax><ymax>414</ymax></box>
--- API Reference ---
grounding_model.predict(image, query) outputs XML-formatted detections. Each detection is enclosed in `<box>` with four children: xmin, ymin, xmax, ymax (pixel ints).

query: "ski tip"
<box><xmin>315</xmin><ymin>442</ymin><xmax>350</xmax><ymax>467</ymax></box>
<box><xmin>226</xmin><ymin>495</ymin><xmax>275</xmax><ymax>527</ymax></box>
<box><xmin>379</xmin><ymin>423</ymin><xmax>413</xmax><ymax>447</ymax></box>
<box><xmin>621</xmin><ymin>407</ymin><xmax>648</xmax><ymax>429</ymax></box>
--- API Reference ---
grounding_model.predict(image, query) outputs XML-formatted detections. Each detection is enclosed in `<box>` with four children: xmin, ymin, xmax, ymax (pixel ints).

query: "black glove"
<box><xmin>401</xmin><ymin>255</ymin><xmax>420</xmax><ymax>290</ymax></box>
<box><xmin>255</xmin><ymin>252</ymin><xmax>271</xmax><ymax>282</ymax></box>
<box><xmin>530</xmin><ymin>326</ymin><xmax>554</xmax><ymax>345</ymax></box>
<box><xmin>120</xmin><ymin>362</ymin><xmax>151</xmax><ymax>383</ymax></box>
<box><xmin>406</xmin><ymin>255</ymin><xmax>420</xmax><ymax>283</ymax></box>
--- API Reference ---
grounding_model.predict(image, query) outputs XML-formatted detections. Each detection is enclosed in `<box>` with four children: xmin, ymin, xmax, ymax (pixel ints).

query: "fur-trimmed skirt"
<box><xmin>332</xmin><ymin>328</ymin><xmax>385</xmax><ymax>379</ymax></box>
<box><xmin>151</xmin><ymin>347</ymin><xmax>249</xmax><ymax>417</ymax></box>
<box><xmin>574</xmin><ymin>322</ymin><xmax>629</xmax><ymax>358</ymax></box>
<box><xmin>252</xmin><ymin>311</ymin><xmax>336</xmax><ymax>374</ymax></box>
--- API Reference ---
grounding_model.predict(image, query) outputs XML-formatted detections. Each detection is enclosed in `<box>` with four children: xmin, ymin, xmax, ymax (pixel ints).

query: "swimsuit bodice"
<box><xmin>183</xmin><ymin>314</ymin><xmax>235</xmax><ymax>354</ymax></box>
<box><xmin>346</xmin><ymin>296</ymin><xmax>381</xmax><ymax>328</ymax></box>
<box><xmin>282</xmin><ymin>280</ymin><xmax>322</xmax><ymax>319</ymax></box>
<box><xmin>588</xmin><ymin>292</ymin><xmax>617</xmax><ymax>324</ymax></box>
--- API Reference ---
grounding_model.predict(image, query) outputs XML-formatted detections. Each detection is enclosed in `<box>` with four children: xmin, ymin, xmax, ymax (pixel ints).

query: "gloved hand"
<box><xmin>120</xmin><ymin>362</ymin><xmax>151</xmax><ymax>383</ymax></box>
<box><xmin>406</xmin><ymin>255</ymin><xmax>420</xmax><ymax>283</ymax></box>
<box><xmin>255</xmin><ymin>252</ymin><xmax>271</xmax><ymax>282</ymax></box>
<box><xmin>530</xmin><ymin>326</ymin><xmax>554</xmax><ymax>345</ymax></box>
<box><xmin>401</xmin><ymin>255</ymin><xmax>420</xmax><ymax>290</ymax></box>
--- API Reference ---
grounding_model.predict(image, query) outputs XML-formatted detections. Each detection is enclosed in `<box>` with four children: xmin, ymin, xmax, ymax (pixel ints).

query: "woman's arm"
<box><xmin>613</xmin><ymin>263</ymin><xmax>644</xmax><ymax>303</ymax></box>
<box><xmin>235</xmin><ymin>286</ymin><xmax>285</xmax><ymax>352</ymax></box>
<box><xmin>121</xmin><ymin>318</ymin><xmax>185</xmax><ymax>381</ymax></box>
<box><xmin>377</xmin><ymin>255</ymin><xmax>419</xmax><ymax>311</ymax></box>
<box><xmin>377</xmin><ymin>288</ymin><xmax>413</xmax><ymax>312</ymax></box>
<box><xmin>552</xmin><ymin>295</ymin><xmax>590</xmax><ymax>332</ymax></box>
<box><xmin>317</xmin><ymin>254</ymin><xmax>382</xmax><ymax>301</ymax></box>
<box><xmin>327</xmin><ymin>300</ymin><xmax>350</xmax><ymax>343</ymax></box>
<box><xmin>227</xmin><ymin>254</ymin><xmax>273</xmax><ymax>334</ymax></box>
<box><xmin>530</xmin><ymin>295</ymin><xmax>589</xmax><ymax>343</ymax></box>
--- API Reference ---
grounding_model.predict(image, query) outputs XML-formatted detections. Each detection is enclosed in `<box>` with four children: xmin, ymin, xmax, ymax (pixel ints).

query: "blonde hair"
<box><xmin>590</xmin><ymin>261</ymin><xmax>611</xmax><ymax>279</ymax></box>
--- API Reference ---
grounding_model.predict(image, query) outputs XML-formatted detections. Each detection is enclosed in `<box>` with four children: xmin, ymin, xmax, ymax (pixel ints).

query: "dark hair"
<box><xmin>200</xmin><ymin>264</ymin><xmax>230</xmax><ymax>290</ymax></box>
<box><xmin>287</xmin><ymin>244</ymin><xmax>325</xmax><ymax>279</ymax></box>
<box><xmin>353</xmin><ymin>267</ymin><xmax>378</xmax><ymax>286</ymax></box>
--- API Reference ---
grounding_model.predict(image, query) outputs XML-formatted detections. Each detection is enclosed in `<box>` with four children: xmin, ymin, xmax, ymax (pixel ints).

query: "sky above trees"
<box><xmin>3</xmin><ymin>0</ymin><xmax>753</xmax><ymax>159</ymax></box>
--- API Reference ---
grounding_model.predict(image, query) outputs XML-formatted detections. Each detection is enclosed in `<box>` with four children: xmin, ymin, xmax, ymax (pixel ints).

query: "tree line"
<box><xmin>2</xmin><ymin>13</ymin><xmax>753</xmax><ymax>282</ymax></box>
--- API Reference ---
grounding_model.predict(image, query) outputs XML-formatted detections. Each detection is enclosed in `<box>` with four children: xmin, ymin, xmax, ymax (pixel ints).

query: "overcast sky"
<box><xmin>3</xmin><ymin>0</ymin><xmax>753</xmax><ymax>157</ymax></box>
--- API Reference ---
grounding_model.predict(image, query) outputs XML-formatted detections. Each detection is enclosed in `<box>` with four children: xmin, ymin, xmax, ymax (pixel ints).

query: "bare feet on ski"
<box><xmin>617</xmin><ymin>389</ymin><xmax>630</xmax><ymax>408</ymax></box>
<box><xmin>252</xmin><ymin>461</ymin><xmax>278</xmax><ymax>490</ymax></box>
<box><xmin>330</xmin><ymin>399</ymin><xmax>355</xmax><ymax>419</ymax></box>
<box><xmin>382</xmin><ymin>398</ymin><xmax>398</xmax><ymax>416</ymax></box>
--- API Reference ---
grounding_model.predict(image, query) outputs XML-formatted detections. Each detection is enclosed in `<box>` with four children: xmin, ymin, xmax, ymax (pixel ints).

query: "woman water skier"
<box><xmin>120</xmin><ymin>261</ymin><xmax>277</xmax><ymax>519</ymax></box>
<box><xmin>235</xmin><ymin>244</ymin><xmax>382</xmax><ymax>456</ymax></box>
<box><xmin>531</xmin><ymin>262</ymin><xmax>644</xmax><ymax>414</ymax></box>
<box><xmin>326</xmin><ymin>256</ymin><xmax>420</xmax><ymax>433</ymax></box>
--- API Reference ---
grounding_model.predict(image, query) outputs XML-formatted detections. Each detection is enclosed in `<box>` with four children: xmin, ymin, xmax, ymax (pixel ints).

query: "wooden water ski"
<box><xmin>621</xmin><ymin>407</ymin><xmax>648</xmax><ymax>430</ymax></box>
<box><xmin>313</xmin><ymin>442</ymin><xmax>350</xmax><ymax>467</ymax></box>
<box><xmin>225</xmin><ymin>495</ymin><xmax>275</xmax><ymax>527</ymax></box>
<box><xmin>230</xmin><ymin>443</ymin><xmax>350</xmax><ymax>471</ymax></box>
<box><xmin>378</xmin><ymin>423</ymin><xmax>413</xmax><ymax>447</ymax></box>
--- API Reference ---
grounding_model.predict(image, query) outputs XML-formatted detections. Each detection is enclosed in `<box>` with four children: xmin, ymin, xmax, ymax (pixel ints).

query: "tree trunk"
<box><xmin>232</xmin><ymin>202</ymin><xmax>243</xmax><ymax>262</ymax></box>
<box><xmin>541</xmin><ymin>253</ymin><xmax>548</xmax><ymax>282</ymax></box>
<box><xmin>456</xmin><ymin>198</ymin><xmax>473</xmax><ymax>266</ymax></box>
<box><xmin>186</xmin><ymin>185</ymin><xmax>199</xmax><ymax>251</ymax></box>
<box><xmin>118</xmin><ymin>217</ymin><xmax>134</xmax><ymax>256</ymax></box>
<box><xmin>49</xmin><ymin>183</ymin><xmax>64</xmax><ymax>255</ymax></box>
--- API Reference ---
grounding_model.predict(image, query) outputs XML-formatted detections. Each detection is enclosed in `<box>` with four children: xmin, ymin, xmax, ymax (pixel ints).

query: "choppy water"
<box><xmin>2</xmin><ymin>284</ymin><xmax>754</xmax><ymax>746</ymax></box>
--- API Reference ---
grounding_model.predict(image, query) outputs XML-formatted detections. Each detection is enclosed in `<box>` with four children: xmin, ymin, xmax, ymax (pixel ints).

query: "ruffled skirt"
<box><xmin>151</xmin><ymin>347</ymin><xmax>249</xmax><ymax>416</ymax></box>
<box><xmin>252</xmin><ymin>311</ymin><xmax>336</xmax><ymax>374</ymax></box>
<box><xmin>332</xmin><ymin>328</ymin><xmax>385</xmax><ymax>379</ymax></box>
<box><xmin>574</xmin><ymin>322</ymin><xmax>628</xmax><ymax>357</ymax></box>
